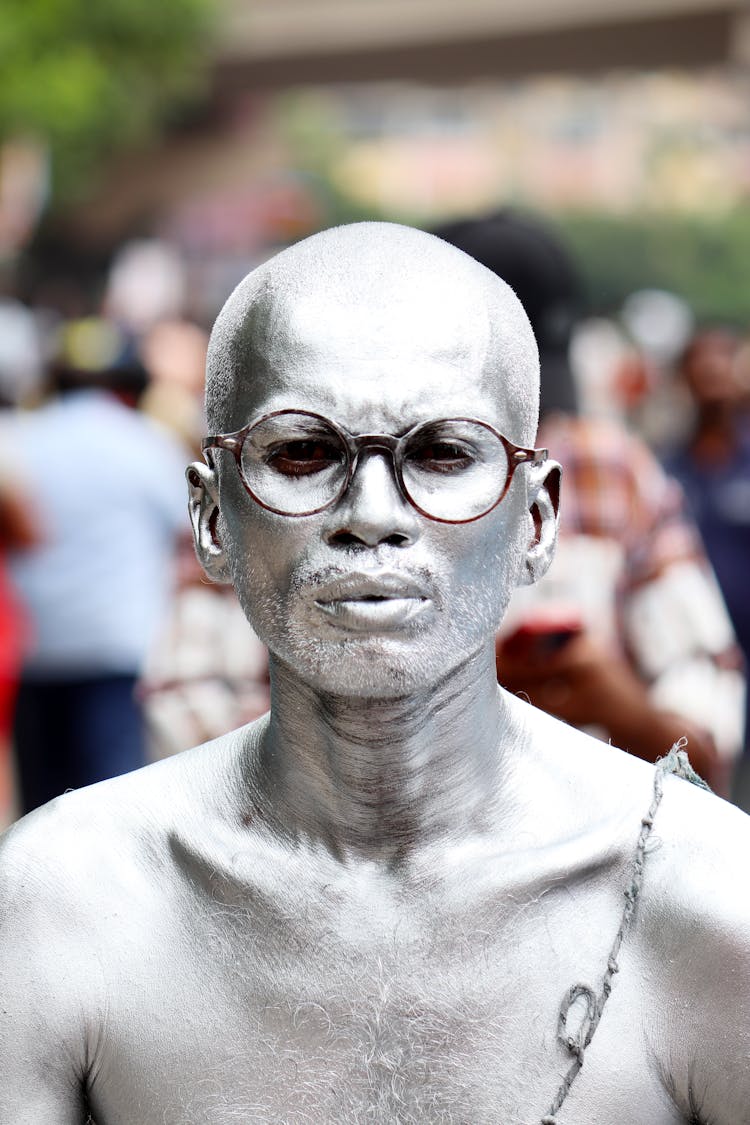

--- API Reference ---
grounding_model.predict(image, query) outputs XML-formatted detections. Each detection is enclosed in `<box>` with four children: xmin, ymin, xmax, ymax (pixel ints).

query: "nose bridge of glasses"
<box><xmin>348</xmin><ymin>432</ymin><xmax>402</xmax><ymax>481</ymax></box>
<box><xmin>342</xmin><ymin>433</ymin><xmax>411</xmax><ymax>511</ymax></box>
<box><xmin>349</xmin><ymin>431</ymin><xmax>402</xmax><ymax>457</ymax></box>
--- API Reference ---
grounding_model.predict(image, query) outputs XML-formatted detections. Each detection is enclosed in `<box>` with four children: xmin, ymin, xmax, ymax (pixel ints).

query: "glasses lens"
<box><xmin>240</xmin><ymin>412</ymin><xmax>348</xmax><ymax>514</ymax></box>
<box><xmin>401</xmin><ymin>419</ymin><xmax>509</xmax><ymax>521</ymax></box>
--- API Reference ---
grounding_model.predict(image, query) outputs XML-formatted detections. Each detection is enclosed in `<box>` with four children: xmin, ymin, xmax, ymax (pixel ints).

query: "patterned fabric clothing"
<box><xmin>140</xmin><ymin>538</ymin><xmax>270</xmax><ymax>759</ymax></box>
<box><xmin>502</xmin><ymin>414</ymin><xmax>744</xmax><ymax>761</ymax></box>
<box><xmin>539</xmin><ymin>415</ymin><xmax>704</xmax><ymax>593</ymax></box>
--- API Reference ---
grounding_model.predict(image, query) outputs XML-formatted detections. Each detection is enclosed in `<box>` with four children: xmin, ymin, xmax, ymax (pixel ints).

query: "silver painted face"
<box><xmin>213</xmin><ymin>277</ymin><xmax>534</xmax><ymax>699</ymax></box>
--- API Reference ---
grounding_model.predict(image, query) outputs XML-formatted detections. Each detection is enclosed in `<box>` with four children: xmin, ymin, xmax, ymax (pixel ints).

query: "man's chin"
<box><xmin>274</xmin><ymin>633</ymin><xmax>461</xmax><ymax>700</ymax></box>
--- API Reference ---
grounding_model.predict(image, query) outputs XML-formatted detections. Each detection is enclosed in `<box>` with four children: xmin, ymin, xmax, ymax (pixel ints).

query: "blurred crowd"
<box><xmin>0</xmin><ymin>245</ymin><xmax>270</xmax><ymax>825</ymax></box>
<box><xmin>1</xmin><ymin>211</ymin><xmax>750</xmax><ymax>825</ymax></box>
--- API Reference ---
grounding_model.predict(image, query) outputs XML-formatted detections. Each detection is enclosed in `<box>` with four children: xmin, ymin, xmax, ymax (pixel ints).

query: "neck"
<box><xmin>253</xmin><ymin>645</ymin><xmax>520</xmax><ymax>864</ymax></box>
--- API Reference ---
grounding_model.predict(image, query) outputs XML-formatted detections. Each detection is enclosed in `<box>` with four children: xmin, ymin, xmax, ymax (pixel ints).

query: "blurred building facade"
<box><xmin>27</xmin><ymin>0</ymin><xmax>748</xmax><ymax>319</ymax></box>
<box><xmin>217</xmin><ymin>0</ymin><xmax>750</xmax><ymax>84</ymax></box>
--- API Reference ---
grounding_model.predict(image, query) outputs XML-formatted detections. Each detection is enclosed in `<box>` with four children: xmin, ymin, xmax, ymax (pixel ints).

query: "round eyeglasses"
<box><xmin>201</xmin><ymin>409</ymin><xmax>547</xmax><ymax>525</ymax></box>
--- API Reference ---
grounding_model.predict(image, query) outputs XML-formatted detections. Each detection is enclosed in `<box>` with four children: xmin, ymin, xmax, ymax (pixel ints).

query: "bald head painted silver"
<box><xmin>187</xmin><ymin>220</ymin><xmax>561</xmax><ymax>859</ymax></box>
<box><xmin>204</xmin><ymin>222</ymin><xmax>540</xmax><ymax>443</ymax></box>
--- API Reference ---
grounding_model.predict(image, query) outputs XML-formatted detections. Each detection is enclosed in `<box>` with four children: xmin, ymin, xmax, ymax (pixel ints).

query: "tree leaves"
<box><xmin>0</xmin><ymin>0</ymin><xmax>213</xmax><ymax>201</ymax></box>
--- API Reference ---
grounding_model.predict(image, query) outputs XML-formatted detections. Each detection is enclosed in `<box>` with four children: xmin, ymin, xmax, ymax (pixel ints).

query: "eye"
<box><xmin>406</xmin><ymin>440</ymin><xmax>475</xmax><ymax>474</ymax></box>
<box><xmin>266</xmin><ymin>440</ymin><xmax>344</xmax><ymax>477</ymax></box>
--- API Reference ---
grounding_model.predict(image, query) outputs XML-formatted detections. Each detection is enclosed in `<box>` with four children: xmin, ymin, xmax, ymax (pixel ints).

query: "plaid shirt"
<box><xmin>504</xmin><ymin>413</ymin><xmax>744</xmax><ymax>759</ymax></box>
<box><xmin>140</xmin><ymin>535</ymin><xmax>270</xmax><ymax>758</ymax></box>
<box><xmin>539</xmin><ymin>414</ymin><xmax>706</xmax><ymax>594</ymax></box>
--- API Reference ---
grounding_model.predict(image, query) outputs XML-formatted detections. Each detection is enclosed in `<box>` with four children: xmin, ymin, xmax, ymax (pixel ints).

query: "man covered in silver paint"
<box><xmin>1</xmin><ymin>223</ymin><xmax>748</xmax><ymax>1125</ymax></box>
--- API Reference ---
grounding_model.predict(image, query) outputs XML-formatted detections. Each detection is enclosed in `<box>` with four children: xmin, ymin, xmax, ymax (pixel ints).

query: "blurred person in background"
<box><xmin>434</xmin><ymin>211</ymin><xmax>744</xmax><ymax>793</ymax></box>
<box><xmin>139</xmin><ymin>317</ymin><xmax>209</xmax><ymax>456</ymax></box>
<box><xmin>137</xmin><ymin>315</ymin><xmax>271</xmax><ymax>758</ymax></box>
<box><xmin>6</xmin><ymin>317</ymin><xmax>188</xmax><ymax>812</ymax></box>
<box><xmin>665</xmin><ymin>326</ymin><xmax>750</xmax><ymax>807</ymax></box>
<box><xmin>569</xmin><ymin>289</ymin><xmax>697</xmax><ymax>452</ymax></box>
<box><xmin>616</xmin><ymin>289</ymin><xmax>696</xmax><ymax>452</ymax></box>
<box><xmin>103</xmin><ymin>249</ymin><xmax>272</xmax><ymax>756</ymax></box>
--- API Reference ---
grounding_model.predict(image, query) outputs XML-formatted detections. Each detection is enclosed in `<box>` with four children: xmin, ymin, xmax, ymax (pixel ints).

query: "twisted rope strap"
<box><xmin>540</xmin><ymin>741</ymin><xmax>708</xmax><ymax>1125</ymax></box>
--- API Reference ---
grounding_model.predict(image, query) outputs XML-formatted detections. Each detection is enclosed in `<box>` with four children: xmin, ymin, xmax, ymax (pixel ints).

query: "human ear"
<box><xmin>519</xmin><ymin>460</ymin><xmax>561</xmax><ymax>586</ymax></box>
<box><xmin>186</xmin><ymin>461</ymin><xmax>232</xmax><ymax>583</ymax></box>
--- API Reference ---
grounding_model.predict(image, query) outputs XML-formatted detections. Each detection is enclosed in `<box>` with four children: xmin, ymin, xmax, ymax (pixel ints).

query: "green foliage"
<box><xmin>0</xmin><ymin>0</ymin><xmax>213</xmax><ymax>201</ymax></box>
<box><xmin>555</xmin><ymin>209</ymin><xmax>750</xmax><ymax>325</ymax></box>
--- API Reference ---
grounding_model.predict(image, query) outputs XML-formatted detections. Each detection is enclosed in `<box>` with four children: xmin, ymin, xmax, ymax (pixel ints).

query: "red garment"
<box><xmin>0</xmin><ymin>554</ymin><xmax>26</xmax><ymax>737</ymax></box>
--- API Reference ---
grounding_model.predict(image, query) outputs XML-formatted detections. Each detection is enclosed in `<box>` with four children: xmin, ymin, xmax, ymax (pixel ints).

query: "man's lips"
<box><xmin>311</xmin><ymin>571</ymin><xmax>433</xmax><ymax>631</ymax></box>
<box><xmin>312</xmin><ymin>571</ymin><xmax>432</xmax><ymax>602</ymax></box>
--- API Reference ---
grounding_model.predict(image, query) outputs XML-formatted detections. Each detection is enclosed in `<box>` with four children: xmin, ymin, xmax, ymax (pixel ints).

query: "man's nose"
<box><xmin>323</xmin><ymin>451</ymin><xmax>421</xmax><ymax>548</ymax></box>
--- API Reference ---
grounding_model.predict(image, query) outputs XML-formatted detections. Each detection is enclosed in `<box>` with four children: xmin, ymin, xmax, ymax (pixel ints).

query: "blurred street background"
<box><xmin>2</xmin><ymin>0</ymin><xmax>750</xmax><ymax>823</ymax></box>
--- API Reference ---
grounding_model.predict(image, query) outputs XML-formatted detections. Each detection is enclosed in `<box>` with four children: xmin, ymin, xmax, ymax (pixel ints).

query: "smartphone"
<box><xmin>500</xmin><ymin>616</ymin><xmax>583</xmax><ymax>661</ymax></box>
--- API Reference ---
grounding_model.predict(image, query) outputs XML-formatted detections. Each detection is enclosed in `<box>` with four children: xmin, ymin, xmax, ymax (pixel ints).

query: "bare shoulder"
<box><xmin>639</xmin><ymin>763</ymin><xmax>750</xmax><ymax>947</ymax></box>
<box><xmin>639</xmin><ymin>763</ymin><xmax>750</xmax><ymax>942</ymax></box>
<box><xmin>0</xmin><ymin>722</ymin><xmax>255</xmax><ymax>912</ymax></box>
<box><xmin>0</xmin><ymin>723</ymin><xmax>261</xmax><ymax>1105</ymax></box>
<box><xmin>516</xmin><ymin>701</ymin><xmax>750</xmax><ymax>1122</ymax></box>
<box><xmin>634</xmin><ymin>772</ymin><xmax>750</xmax><ymax>1124</ymax></box>
<box><xmin>512</xmin><ymin>696</ymin><xmax>660</xmax><ymax>842</ymax></box>
<box><xmin>524</xmin><ymin>699</ymin><xmax>750</xmax><ymax>932</ymax></box>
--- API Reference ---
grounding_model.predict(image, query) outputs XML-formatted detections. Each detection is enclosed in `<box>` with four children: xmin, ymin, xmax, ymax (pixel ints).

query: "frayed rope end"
<box><xmin>656</xmin><ymin>738</ymin><xmax>712</xmax><ymax>792</ymax></box>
